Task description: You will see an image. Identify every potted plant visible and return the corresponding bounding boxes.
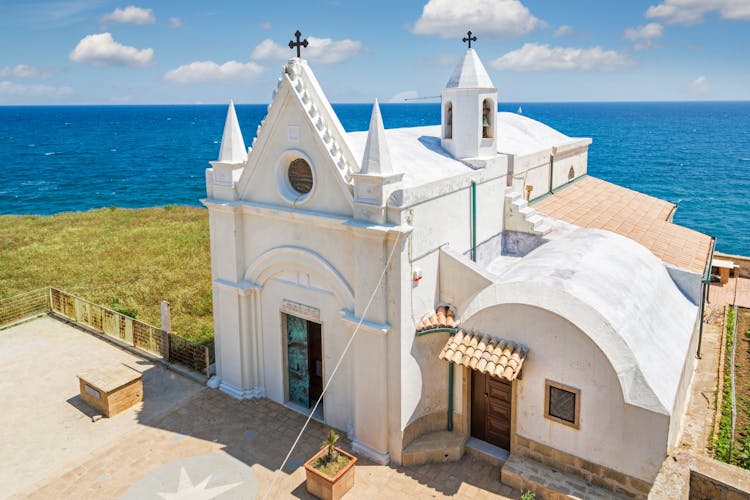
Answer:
[304,429,357,500]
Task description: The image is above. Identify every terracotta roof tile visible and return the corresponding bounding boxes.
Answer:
[416,306,459,333]
[534,176,712,274]
[439,330,528,382]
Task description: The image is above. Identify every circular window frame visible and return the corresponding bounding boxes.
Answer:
[276,149,317,205]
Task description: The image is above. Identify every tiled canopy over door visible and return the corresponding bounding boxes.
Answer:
[286,315,309,407]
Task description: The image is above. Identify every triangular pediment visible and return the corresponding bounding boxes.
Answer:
[237,59,358,216]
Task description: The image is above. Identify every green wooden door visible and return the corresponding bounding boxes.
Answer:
[286,315,309,407]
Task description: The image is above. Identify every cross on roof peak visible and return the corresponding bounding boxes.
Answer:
[289,30,309,58]
[462,30,477,49]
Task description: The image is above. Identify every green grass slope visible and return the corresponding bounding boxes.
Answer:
[0,206,213,345]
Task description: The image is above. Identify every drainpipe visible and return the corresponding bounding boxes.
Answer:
[548,154,554,194]
[470,181,477,262]
[448,362,454,431]
[697,236,716,358]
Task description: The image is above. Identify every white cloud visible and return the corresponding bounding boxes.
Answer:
[169,17,183,28]
[491,43,634,71]
[260,21,272,30]
[412,0,545,38]
[69,33,153,67]
[0,80,72,98]
[0,64,50,79]
[624,22,663,50]
[250,39,289,61]
[163,60,264,85]
[250,37,362,64]
[554,25,574,37]
[691,75,709,94]
[389,90,419,102]
[646,0,750,24]
[100,5,155,25]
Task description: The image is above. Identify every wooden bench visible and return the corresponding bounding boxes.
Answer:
[77,365,143,417]
[712,258,737,285]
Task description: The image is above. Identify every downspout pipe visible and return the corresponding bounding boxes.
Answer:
[448,362,454,431]
[697,236,716,358]
[471,181,477,262]
[548,154,554,194]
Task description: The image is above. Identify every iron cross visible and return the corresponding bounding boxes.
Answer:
[289,30,309,58]
[462,30,477,49]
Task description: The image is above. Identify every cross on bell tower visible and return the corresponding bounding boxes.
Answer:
[462,30,477,49]
[289,30,309,58]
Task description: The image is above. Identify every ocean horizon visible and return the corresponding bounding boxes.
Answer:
[1,101,748,255]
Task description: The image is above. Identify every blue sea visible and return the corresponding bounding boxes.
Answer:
[0,102,748,254]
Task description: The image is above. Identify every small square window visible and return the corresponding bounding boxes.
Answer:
[544,380,580,429]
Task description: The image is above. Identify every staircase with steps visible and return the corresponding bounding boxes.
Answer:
[503,188,551,236]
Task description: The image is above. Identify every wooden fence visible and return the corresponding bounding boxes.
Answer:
[0,288,50,325]
[0,287,209,377]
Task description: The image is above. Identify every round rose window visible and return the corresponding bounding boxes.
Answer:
[288,158,313,194]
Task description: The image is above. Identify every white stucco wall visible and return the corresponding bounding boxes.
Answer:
[667,314,701,449]
[551,145,589,190]
[406,175,506,262]
[465,304,670,482]
[397,171,507,432]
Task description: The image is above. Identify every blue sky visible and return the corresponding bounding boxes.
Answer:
[1,0,749,104]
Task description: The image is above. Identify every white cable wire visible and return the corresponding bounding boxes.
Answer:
[260,231,403,500]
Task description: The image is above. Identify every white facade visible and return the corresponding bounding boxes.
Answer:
[202,49,705,492]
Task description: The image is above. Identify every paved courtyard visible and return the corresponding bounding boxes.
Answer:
[0,316,202,499]
[3,316,518,499]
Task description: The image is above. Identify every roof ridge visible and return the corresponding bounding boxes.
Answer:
[285,60,356,183]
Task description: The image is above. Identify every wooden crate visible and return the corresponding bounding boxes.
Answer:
[77,365,143,417]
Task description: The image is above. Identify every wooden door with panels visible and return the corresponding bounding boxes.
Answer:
[471,370,512,450]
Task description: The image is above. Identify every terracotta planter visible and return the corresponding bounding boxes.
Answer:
[304,447,357,500]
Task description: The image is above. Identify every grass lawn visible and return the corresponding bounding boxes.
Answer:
[0,206,213,346]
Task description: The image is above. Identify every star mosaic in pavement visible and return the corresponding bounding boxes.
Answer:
[157,467,241,500]
[121,453,257,500]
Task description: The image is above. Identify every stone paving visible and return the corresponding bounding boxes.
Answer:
[0,316,202,499]
[24,392,519,499]
[12,278,742,499]
[710,277,750,309]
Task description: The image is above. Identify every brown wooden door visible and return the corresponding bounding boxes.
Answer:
[471,371,511,450]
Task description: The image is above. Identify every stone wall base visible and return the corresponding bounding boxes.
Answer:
[514,434,652,498]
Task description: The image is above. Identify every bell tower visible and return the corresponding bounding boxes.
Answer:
[441,32,497,160]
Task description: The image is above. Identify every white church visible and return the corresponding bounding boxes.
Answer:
[202,38,713,496]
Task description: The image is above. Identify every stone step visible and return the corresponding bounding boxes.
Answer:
[464,437,509,467]
[518,206,535,217]
[501,454,628,500]
[526,213,542,225]
[506,188,522,200]
[534,223,552,235]
[401,431,466,467]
